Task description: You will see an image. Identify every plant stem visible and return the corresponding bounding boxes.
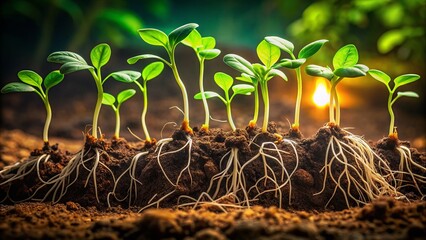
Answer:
[114,108,120,138]
[90,69,103,138]
[252,87,259,124]
[169,51,191,133]
[226,102,236,132]
[260,81,270,132]
[329,83,336,124]
[388,91,395,136]
[137,81,151,142]
[199,58,209,130]
[293,67,303,129]
[42,98,52,144]
[334,89,340,126]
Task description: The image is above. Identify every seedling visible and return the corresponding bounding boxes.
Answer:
[265,36,328,133]
[1,70,64,147]
[48,43,141,139]
[128,23,198,134]
[102,89,136,138]
[194,72,254,131]
[368,70,420,139]
[306,44,369,126]
[224,40,288,132]
[182,29,221,131]
[368,69,424,197]
[114,61,164,144]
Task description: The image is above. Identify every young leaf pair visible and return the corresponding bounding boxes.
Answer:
[265,37,328,132]
[306,44,369,126]
[128,23,199,134]
[368,70,420,139]
[48,43,141,139]
[195,72,254,132]
[1,70,64,146]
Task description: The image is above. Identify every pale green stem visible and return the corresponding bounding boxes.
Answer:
[137,80,151,142]
[114,107,120,138]
[329,83,336,124]
[89,69,103,138]
[294,67,303,127]
[334,89,340,125]
[42,97,52,144]
[388,91,395,136]
[260,81,270,132]
[199,58,209,128]
[169,50,190,126]
[226,102,236,132]
[252,87,259,124]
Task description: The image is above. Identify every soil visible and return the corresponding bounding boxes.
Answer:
[1,124,425,239]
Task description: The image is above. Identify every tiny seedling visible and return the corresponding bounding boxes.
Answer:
[102,89,136,139]
[265,36,328,132]
[128,23,198,134]
[114,61,165,145]
[224,40,288,132]
[194,72,254,131]
[48,43,141,139]
[182,29,221,131]
[1,70,64,146]
[368,69,420,139]
[306,44,369,126]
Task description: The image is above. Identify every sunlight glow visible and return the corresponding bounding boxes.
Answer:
[313,79,329,107]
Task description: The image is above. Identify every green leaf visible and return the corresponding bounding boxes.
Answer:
[47,51,87,65]
[168,23,199,48]
[252,63,267,78]
[90,43,111,69]
[396,91,419,98]
[127,54,169,65]
[214,72,233,92]
[44,70,64,90]
[181,29,202,49]
[17,70,42,87]
[368,69,391,86]
[117,89,136,104]
[1,82,36,93]
[143,62,164,81]
[138,28,168,47]
[377,29,405,54]
[264,36,294,55]
[202,37,216,49]
[223,54,255,76]
[256,40,280,69]
[274,58,306,69]
[268,69,288,81]
[232,84,255,95]
[199,49,221,60]
[110,70,141,83]
[306,65,334,80]
[298,39,328,59]
[353,64,369,73]
[394,74,420,89]
[194,91,222,100]
[333,44,359,69]
[334,66,366,78]
[236,73,255,84]
[102,93,116,106]
[60,62,94,74]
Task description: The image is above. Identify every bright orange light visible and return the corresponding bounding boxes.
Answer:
[313,78,329,107]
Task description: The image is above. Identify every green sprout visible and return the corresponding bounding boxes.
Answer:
[368,69,420,139]
[224,40,288,132]
[182,29,221,132]
[194,72,254,131]
[102,89,136,139]
[128,23,198,134]
[306,44,369,126]
[114,62,165,145]
[265,36,328,132]
[48,43,141,139]
[1,70,64,147]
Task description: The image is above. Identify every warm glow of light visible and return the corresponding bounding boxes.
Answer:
[313,79,329,107]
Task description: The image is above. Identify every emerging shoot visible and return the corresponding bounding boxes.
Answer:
[265,36,328,132]
[1,70,64,147]
[182,29,221,132]
[224,40,288,132]
[48,43,141,139]
[128,23,199,134]
[368,69,420,139]
[306,44,368,126]
[194,72,254,131]
[102,89,136,139]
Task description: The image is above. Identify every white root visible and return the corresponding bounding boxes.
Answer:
[316,134,401,208]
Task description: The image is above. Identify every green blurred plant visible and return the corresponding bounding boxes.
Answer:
[1,70,64,146]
